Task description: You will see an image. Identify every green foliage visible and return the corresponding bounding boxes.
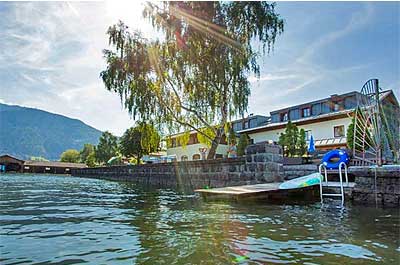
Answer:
[79,143,96,167]
[80,143,94,162]
[101,2,284,159]
[197,127,216,148]
[297,129,307,157]
[60,149,80,163]
[237,134,250,156]
[30,156,49,162]
[95,131,119,164]
[85,152,96,167]
[346,119,355,151]
[119,122,160,164]
[278,121,307,157]
[227,124,237,145]
[177,131,190,149]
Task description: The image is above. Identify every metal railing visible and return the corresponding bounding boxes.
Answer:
[319,162,348,206]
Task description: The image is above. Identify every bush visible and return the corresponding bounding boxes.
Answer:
[237,133,250,156]
[60,149,80,163]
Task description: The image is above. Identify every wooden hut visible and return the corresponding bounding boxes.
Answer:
[0,155,25,172]
[22,161,87,174]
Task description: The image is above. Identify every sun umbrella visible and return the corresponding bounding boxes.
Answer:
[308,135,315,153]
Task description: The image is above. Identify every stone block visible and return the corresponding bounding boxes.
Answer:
[248,163,257,172]
[266,162,279,172]
[245,145,257,155]
[265,145,282,154]
[254,154,264,162]
[383,194,399,205]
[240,172,254,181]
[256,144,266,154]
[228,165,237,172]
[246,155,252,163]
[262,172,276,183]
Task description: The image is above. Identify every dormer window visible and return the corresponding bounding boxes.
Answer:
[302,108,311,117]
[281,113,288,122]
[334,103,340,111]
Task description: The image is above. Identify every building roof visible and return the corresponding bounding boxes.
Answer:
[24,160,87,168]
[0,154,25,163]
[166,114,269,139]
[238,109,354,134]
[270,91,360,115]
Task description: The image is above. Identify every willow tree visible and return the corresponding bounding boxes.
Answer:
[101,2,284,159]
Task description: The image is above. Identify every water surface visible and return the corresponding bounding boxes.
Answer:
[1,174,399,264]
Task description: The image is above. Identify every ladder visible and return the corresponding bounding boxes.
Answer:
[319,162,348,206]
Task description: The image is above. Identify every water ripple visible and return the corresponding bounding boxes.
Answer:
[1,174,399,264]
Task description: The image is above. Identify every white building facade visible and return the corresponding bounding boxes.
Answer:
[239,90,399,151]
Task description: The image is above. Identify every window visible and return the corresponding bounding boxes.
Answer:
[181,155,188,161]
[305,130,312,141]
[302,108,311,117]
[334,125,345,137]
[312,103,321,115]
[192,154,201,160]
[188,134,199,145]
[321,102,330,114]
[281,113,288,122]
[171,138,177,148]
[271,114,280,123]
[290,109,300,120]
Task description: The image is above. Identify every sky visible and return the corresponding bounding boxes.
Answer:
[0,1,399,136]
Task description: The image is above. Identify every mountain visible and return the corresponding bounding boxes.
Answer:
[0,103,102,160]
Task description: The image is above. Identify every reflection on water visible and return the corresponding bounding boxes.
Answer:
[0,174,399,264]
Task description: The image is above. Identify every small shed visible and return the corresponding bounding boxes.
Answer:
[0,155,25,172]
[23,161,87,174]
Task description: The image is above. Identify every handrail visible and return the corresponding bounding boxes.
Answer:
[319,163,346,206]
[318,164,328,183]
[318,164,327,203]
[338,162,345,205]
[339,162,348,185]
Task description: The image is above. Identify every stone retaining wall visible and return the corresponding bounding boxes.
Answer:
[350,166,400,206]
[72,142,284,191]
[283,164,318,180]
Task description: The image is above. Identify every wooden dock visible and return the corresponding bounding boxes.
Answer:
[195,182,319,201]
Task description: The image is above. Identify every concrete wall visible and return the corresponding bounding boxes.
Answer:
[249,117,352,144]
[166,143,229,161]
[72,142,284,191]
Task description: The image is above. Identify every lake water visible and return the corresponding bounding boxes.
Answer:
[1,174,399,264]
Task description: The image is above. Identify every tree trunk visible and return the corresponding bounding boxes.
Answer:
[207,89,228,159]
[207,128,223,159]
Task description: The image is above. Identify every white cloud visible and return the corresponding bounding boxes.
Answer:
[0,1,152,136]
[248,73,298,83]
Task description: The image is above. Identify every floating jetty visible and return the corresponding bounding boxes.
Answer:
[195,182,320,201]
